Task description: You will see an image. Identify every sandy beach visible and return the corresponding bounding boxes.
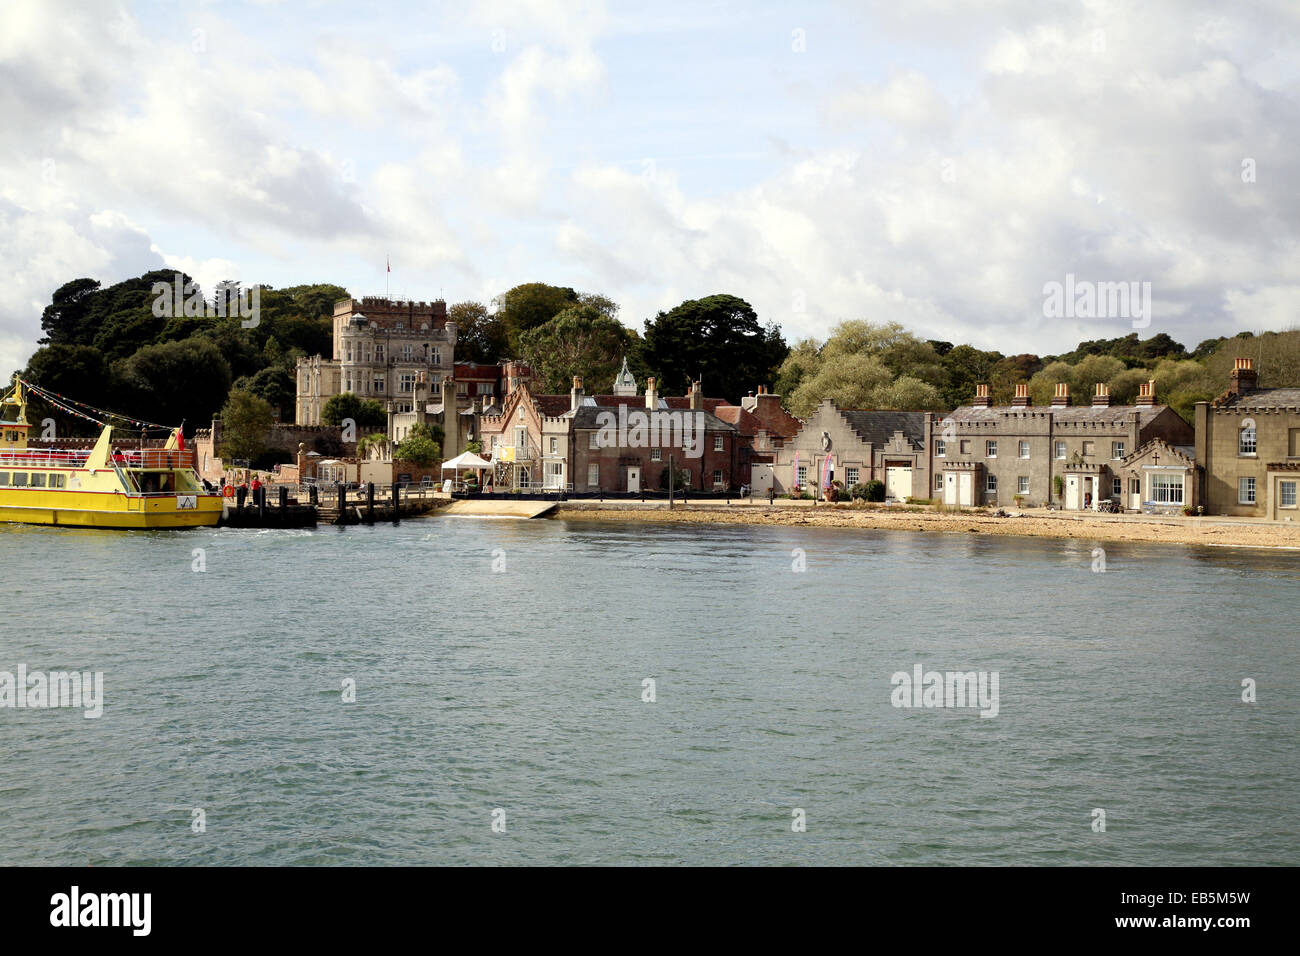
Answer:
[552,501,1300,550]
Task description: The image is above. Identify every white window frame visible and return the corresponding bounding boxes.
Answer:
[986,473,997,493]
[986,440,997,458]
[1280,480,1297,509]
[713,435,724,452]
[1239,476,1256,504]
[1017,476,1029,494]
[1239,424,1257,456]
[1152,473,1185,505]
[587,463,599,487]
[1018,441,1029,459]
[935,439,946,457]
[1054,441,1066,460]
[1112,441,1125,460]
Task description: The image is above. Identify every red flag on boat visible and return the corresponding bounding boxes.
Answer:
[177,429,185,451]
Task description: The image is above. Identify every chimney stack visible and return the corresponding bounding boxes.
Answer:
[645,377,658,410]
[1136,380,1155,406]
[570,376,584,412]
[1092,382,1111,406]
[1230,357,1257,394]
[1051,382,1069,406]
[689,380,703,411]
[1012,383,1030,407]
[973,383,991,407]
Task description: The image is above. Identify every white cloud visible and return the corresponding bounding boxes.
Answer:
[0,0,1297,388]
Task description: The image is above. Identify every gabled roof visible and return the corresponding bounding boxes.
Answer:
[713,405,763,435]
[744,402,801,439]
[1120,436,1197,466]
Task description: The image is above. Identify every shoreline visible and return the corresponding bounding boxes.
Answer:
[550,502,1300,550]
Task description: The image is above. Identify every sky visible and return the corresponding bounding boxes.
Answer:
[1,0,1298,379]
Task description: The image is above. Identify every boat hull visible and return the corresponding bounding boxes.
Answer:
[0,489,223,529]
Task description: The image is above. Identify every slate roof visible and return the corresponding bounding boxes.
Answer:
[944,404,1165,427]
[569,402,737,432]
[1213,388,1300,409]
[839,410,927,448]
[532,395,573,417]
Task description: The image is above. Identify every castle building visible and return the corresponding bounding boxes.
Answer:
[295,297,457,425]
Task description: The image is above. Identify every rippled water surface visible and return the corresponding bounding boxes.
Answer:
[1,517,1297,865]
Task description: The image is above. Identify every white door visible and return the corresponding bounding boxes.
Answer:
[751,464,773,495]
[958,472,973,506]
[1065,475,1080,510]
[944,472,958,505]
[1129,477,1141,511]
[627,466,640,493]
[885,466,911,501]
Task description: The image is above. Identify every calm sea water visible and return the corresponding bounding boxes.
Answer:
[0,516,1296,866]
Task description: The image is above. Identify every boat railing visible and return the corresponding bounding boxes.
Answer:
[117,449,192,469]
[0,448,93,467]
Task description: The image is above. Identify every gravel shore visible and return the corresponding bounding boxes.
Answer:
[553,502,1300,549]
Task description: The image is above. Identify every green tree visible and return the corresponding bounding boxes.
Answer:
[517,305,639,393]
[869,375,944,410]
[393,434,440,466]
[219,389,274,463]
[321,392,387,429]
[788,353,893,415]
[38,278,103,345]
[493,283,580,352]
[940,344,1003,409]
[408,421,444,445]
[232,366,295,420]
[773,337,820,397]
[640,294,787,401]
[21,344,114,437]
[449,300,510,364]
[357,433,391,459]
[115,336,232,427]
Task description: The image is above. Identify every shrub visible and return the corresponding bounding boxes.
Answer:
[863,479,886,502]
[660,465,690,490]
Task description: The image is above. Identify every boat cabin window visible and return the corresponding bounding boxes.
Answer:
[0,472,9,485]
[29,473,46,487]
[50,473,66,488]
[11,473,27,486]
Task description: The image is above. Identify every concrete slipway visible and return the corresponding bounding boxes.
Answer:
[437,499,557,518]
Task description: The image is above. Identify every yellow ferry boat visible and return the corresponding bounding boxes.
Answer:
[0,376,222,529]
